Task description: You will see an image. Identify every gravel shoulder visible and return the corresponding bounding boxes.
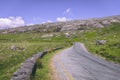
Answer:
[50,42,120,80]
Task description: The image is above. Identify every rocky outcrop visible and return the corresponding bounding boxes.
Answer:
[96,40,106,45]
[10,52,44,80]
[0,15,120,34]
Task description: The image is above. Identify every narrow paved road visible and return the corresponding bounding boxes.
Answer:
[51,42,120,80]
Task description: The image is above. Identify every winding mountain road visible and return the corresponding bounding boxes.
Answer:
[51,42,120,80]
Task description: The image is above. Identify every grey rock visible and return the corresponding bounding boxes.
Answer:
[10,45,25,51]
[10,45,17,51]
[96,40,106,45]
[102,20,111,26]
[1,15,120,34]
[64,33,71,38]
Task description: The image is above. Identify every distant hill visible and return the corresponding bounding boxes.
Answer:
[0,15,120,34]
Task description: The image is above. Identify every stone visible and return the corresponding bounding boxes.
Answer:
[96,40,106,45]
[10,45,17,51]
[65,33,71,38]
[10,45,25,51]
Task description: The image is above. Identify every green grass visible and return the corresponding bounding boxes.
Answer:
[0,32,68,80]
[82,23,120,63]
[33,49,63,80]
[0,42,67,80]
[0,22,120,80]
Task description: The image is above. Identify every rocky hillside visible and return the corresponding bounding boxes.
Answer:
[0,15,120,34]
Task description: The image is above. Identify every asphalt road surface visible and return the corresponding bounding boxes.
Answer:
[52,42,120,80]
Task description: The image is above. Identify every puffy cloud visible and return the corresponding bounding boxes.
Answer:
[56,17,68,22]
[41,20,52,24]
[0,16,25,29]
[56,17,71,22]
[42,22,46,24]
[47,20,52,23]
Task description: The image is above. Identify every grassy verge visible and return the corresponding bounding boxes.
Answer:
[33,49,63,80]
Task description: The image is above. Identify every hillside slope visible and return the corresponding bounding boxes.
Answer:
[0,15,120,34]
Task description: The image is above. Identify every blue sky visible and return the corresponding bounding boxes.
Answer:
[0,0,120,29]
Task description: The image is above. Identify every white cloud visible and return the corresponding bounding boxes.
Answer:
[42,22,46,24]
[47,20,52,23]
[57,17,67,22]
[66,8,71,13]
[64,8,71,15]
[26,23,34,26]
[0,16,25,29]
[41,20,52,24]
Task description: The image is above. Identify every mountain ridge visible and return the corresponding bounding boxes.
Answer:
[0,15,120,34]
